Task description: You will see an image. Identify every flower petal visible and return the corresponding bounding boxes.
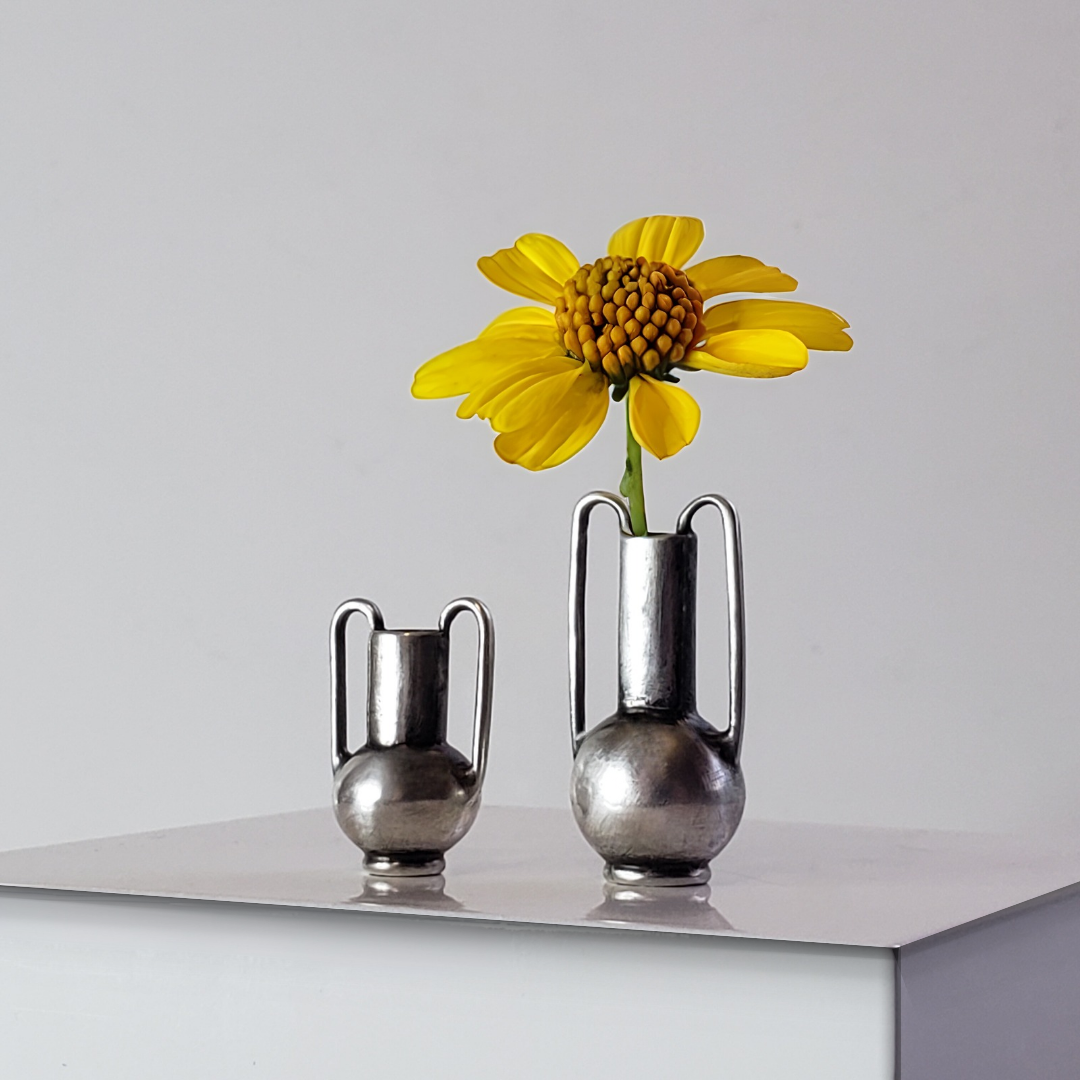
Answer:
[455,353,574,420]
[607,218,647,260]
[684,256,798,300]
[628,375,701,459]
[702,299,852,351]
[494,368,610,470]
[477,233,578,304]
[607,216,705,268]
[514,234,579,286]
[488,361,587,432]
[413,333,561,399]
[479,306,561,340]
[683,329,808,378]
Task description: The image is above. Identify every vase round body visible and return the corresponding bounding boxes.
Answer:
[569,494,746,886]
[329,598,494,877]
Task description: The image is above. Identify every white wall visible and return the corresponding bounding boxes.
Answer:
[2,0,1078,850]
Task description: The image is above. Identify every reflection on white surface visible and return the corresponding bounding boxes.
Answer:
[1,805,1079,947]
[350,873,465,912]
[588,883,735,933]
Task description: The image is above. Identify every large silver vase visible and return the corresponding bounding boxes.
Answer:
[330,597,494,877]
[569,492,746,886]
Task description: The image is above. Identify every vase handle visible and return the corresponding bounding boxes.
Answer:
[677,495,746,765]
[439,597,496,786]
[569,491,633,756]
[329,598,384,773]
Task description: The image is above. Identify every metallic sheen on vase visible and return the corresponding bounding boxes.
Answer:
[330,596,494,877]
[569,492,746,886]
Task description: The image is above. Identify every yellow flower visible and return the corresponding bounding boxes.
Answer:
[412,215,851,471]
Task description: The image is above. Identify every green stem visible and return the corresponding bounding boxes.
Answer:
[619,399,648,536]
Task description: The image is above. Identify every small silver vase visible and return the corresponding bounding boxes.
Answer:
[569,492,746,886]
[329,597,494,877]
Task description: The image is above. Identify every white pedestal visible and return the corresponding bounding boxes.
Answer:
[1,807,1077,1078]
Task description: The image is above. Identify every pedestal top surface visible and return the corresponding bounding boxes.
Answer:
[1,807,1078,948]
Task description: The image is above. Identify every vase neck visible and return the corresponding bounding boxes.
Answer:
[618,532,697,714]
[367,630,448,748]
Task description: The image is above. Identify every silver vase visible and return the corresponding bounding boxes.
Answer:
[569,492,746,886]
[329,597,494,877]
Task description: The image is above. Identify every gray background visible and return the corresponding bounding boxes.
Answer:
[2,0,1078,850]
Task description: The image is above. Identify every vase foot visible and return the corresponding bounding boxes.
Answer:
[604,861,711,888]
[364,851,445,878]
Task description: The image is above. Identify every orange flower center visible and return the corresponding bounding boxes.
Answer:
[555,256,705,383]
